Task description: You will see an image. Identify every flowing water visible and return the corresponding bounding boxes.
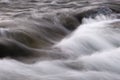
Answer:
[0,0,120,80]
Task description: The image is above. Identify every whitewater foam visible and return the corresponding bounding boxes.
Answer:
[54,15,120,58]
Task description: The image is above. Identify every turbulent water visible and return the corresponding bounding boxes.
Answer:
[0,0,120,80]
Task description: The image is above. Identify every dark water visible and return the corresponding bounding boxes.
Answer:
[0,0,120,80]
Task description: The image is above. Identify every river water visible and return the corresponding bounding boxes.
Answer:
[0,0,120,80]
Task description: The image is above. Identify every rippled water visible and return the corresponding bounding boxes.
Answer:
[0,0,120,80]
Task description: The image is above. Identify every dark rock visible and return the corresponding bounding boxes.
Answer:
[74,6,113,22]
[57,13,80,31]
[0,38,32,58]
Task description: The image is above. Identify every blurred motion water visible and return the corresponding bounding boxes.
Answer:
[0,0,120,80]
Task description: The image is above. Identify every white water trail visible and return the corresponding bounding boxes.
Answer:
[0,28,9,37]
[54,14,120,57]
